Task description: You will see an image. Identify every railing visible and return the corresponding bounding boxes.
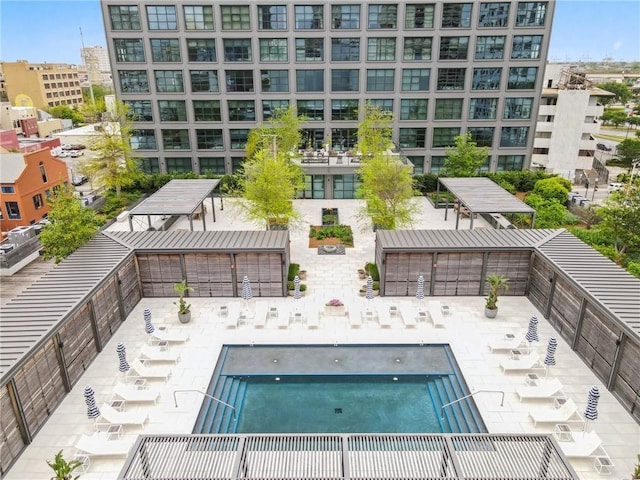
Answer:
[441,389,505,419]
[173,389,236,420]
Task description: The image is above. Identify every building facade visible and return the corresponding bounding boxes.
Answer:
[80,45,115,88]
[101,0,554,196]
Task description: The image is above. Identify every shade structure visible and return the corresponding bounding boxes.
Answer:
[144,308,155,334]
[83,386,100,420]
[525,316,539,352]
[416,275,425,301]
[116,343,130,374]
[241,276,253,301]
[293,275,301,300]
[544,337,557,377]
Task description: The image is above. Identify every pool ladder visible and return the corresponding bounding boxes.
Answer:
[440,389,504,420]
[173,389,237,421]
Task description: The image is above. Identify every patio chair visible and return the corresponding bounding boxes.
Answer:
[515,378,564,401]
[500,352,543,372]
[307,311,319,329]
[129,358,172,381]
[529,398,581,426]
[377,310,392,328]
[140,344,180,364]
[98,403,148,428]
[558,431,605,458]
[488,333,526,352]
[399,307,417,328]
[427,300,446,328]
[113,382,160,404]
[75,433,132,457]
[149,328,189,344]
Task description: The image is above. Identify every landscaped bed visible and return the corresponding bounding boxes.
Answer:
[308,224,354,248]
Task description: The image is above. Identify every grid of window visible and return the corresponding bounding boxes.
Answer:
[296,70,324,92]
[401,68,430,91]
[475,36,505,60]
[467,127,494,147]
[504,97,533,119]
[478,2,510,27]
[124,100,153,121]
[225,70,254,92]
[190,70,219,92]
[199,157,226,174]
[228,100,256,121]
[430,155,446,173]
[263,99,290,120]
[258,5,287,30]
[109,6,141,30]
[437,68,466,90]
[187,39,216,62]
[398,128,426,148]
[230,130,250,149]
[184,5,214,30]
[193,100,222,121]
[468,98,498,119]
[221,5,250,30]
[154,70,184,92]
[507,67,537,89]
[140,158,160,173]
[33,194,44,209]
[331,128,358,149]
[261,70,289,92]
[146,6,177,30]
[404,37,432,61]
[223,39,252,62]
[442,3,472,28]
[439,37,469,60]
[5,202,20,219]
[166,157,193,172]
[497,155,524,171]
[407,155,425,174]
[400,99,428,120]
[259,39,288,62]
[158,100,187,121]
[367,38,396,61]
[516,2,547,26]
[162,129,190,149]
[472,67,501,90]
[331,69,359,92]
[115,39,145,62]
[231,156,245,170]
[500,126,529,147]
[297,100,324,120]
[405,4,434,28]
[368,5,397,28]
[332,100,359,120]
[331,5,360,29]
[511,35,542,59]
[295,5,324,29]
[435,98,463,120]
[367,69,395,91]
[131,129,157,149]
[196,129,224,149]
[119,70,149,92]
[296,38,324,61]
[150,39,181,62]
[331,38,360,61]
[433,127,460,147]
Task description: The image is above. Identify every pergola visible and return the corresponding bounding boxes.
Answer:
[127,179,221,231]
[437,177,536,230]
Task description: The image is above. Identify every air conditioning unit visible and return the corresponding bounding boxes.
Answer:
[8,226,35,246]
[0,244,15,254]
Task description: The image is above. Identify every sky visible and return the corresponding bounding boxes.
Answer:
[0,0,639,64]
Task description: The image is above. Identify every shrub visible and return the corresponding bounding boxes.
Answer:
[625,261,640,279]
[287,281,307,291]
[532,177,570,204]
[496,179,516,194]
[288,263,300,281]
[413,173,439,194]
[365,262,380,281]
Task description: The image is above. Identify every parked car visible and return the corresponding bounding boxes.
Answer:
[72,175,88,186]
[69,150,84,157]
[608,182,623,192]
[70,144,86,150]
[596,143,612,152]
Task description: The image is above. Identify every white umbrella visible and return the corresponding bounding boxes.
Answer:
[416,275,425,307]
[143,308,155,334]
[543,337,557,377]
[365,275,374,309]
[525,316,539,353]
[584,386,600,433]
[293,275,301,311]
[241,275,253,312]
[116,343,130,380]
[83,385,100,426]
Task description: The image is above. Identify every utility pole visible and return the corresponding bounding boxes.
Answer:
[79,26,96,107]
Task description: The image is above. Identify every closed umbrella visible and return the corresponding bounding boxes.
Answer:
[544,337,557,377]
[416,275,425,307]
[584,386,600,432]
[365,275,374,309]
[525,316,539,353]
[241,275,253,312]
[143,308,155,334]
[116,343,130,379]
[293,275,301,312]
[83,385,100,423]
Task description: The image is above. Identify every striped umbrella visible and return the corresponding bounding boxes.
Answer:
[241,276,253,301]
[293,275,301,300]
[584,386,600,433]
[525,316,539,352]
[143,308,155,334]
[83,385,100,421]
[116,343,130,375]
[416,275,425,303]
[544,337,557,377]
[365,275,374,309]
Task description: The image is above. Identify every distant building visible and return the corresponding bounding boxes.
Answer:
[0,103,65,138]
[80,45,114,88]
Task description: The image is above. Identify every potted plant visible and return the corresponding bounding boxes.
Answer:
[47,450,83,480]
[484,274,509,318]
[288,282,307,296]
[358,268,366,280]
[173,280,193,323]
[324,298,345,316]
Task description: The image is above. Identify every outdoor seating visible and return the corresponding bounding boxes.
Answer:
[378,310,392,328]
[290,311,305,324]
[129,358,172,381]
[489,333,526,352]
[307,311,319,328]
[349,311,362,328]
[500,352,543,372]
[149,328,189,344]
[140,344,180,364]
[515,377,564,401]
[277,313,289,328]
[558,431,606,458]
[529,398,581,426]
[75,432,132,458]
[399,306,417,328]
[427,300,446,327]
[112,382,160,404]
[98,403,148,428]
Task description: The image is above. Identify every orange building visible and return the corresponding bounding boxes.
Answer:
[0,149,69,231]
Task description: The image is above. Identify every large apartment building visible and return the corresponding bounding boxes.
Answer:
[101,1,554,194]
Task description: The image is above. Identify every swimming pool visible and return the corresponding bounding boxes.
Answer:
[194,344,485,435]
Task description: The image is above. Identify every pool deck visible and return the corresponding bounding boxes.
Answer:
[4,198,639,480]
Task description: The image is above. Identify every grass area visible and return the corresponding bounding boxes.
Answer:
[593,133,624,142]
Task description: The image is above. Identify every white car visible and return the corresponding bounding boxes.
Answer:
[69,150,84,157]
[608,182,623,192]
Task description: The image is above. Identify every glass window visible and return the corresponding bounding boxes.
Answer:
[331,128,358,149]
[186,39,216,62]
[400,98,428,120]
[196,130,224,149]
[150,38,181,62]
[333,174,360,199]
[162,129,190,149]
[262,99,290,120]
[405,4,434,28]
[114,39,145,62]
[478,2,510,27]
[146,5,177,30]
[259,39,288,62]
[407,155,425,174]
[221,5,250,30]
[5,201,21,219]
[435,98,463,120]
[295,5,324,29]
[193,100,222,121]
[139,158,160,173]
[442,3,472,28]
[230,129,250,149]
[401,68,430,91]
[403,37,431,61]
[366,69,394,91]
[432,127,460,148]
[504,97,534,119]
[227,100,256,121]
[119,70,149,93]
[331,69,359,92]
[475,36,505,59]
[231,157,245,172]
[507,66,537,89]
[500,126,529,147]
[124,100,153,121]
[516,2,547,26]
[467,127,494,147]
[511,35,542,59]
[109,5,141,30]
[130,129,157,149]
[399,128,426,148]
[158,100,187,121]
[296,70,324,92]
[166,157,193,173]
[297,99,324,120]
[296,38,324,61]
[367,99,393,114]
[437,68,466,90]
[33,193,44,209]
[368,4,397,29]
[199,157,226,174]
[154,70,184,92]
[430,155,446,173]
[258,5,287,30]
[367,38,396,61]
[331,5,360,29]
[190,70,219,92]
[183,5,214,30]
[497,155,524,171]
[223,39,252,62]
[331,38,360,61]
[468,98,498,119]
[332,100,359,120]
[439,36,469,60]
[472,67,501,90]
[225,70,254,92]
[261,70,289,92]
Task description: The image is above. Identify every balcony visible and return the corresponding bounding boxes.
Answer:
[291,148,413,172]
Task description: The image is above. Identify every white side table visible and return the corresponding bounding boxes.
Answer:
[526,373,539,386]
[109,399,125,412]
[72,453,90,473]
[554,396,567,409]
[594,456,614,475]
[510,349,522,360]
[554,423,572,442]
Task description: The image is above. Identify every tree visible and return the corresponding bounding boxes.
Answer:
[601,108,629,127]
[597,82,632,105]
[615,138,640,168]
[594,184,640,255]
[245,105,305,160]
[443,132,489,177]
[532,177,571,203]
[79,97,106,123]
[48,105,84,126]
[40,186,101,263]
[356,104,394,158]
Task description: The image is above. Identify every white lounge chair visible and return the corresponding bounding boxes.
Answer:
[378,310,392,328]
[140,344,180,364]
[99,403,148,428]
[558,431,605,458]
[399,307,417,328]
[515,378,564,401]
[129,358,172,380]
[529,398,581,426]
[427,300,446,327]
[75,433,132,457]
[500,352,543,372]
[307,311,319,329]
[349,311,362,328]
[149,328,189,344]
[489,333,526,352]
[113,382,160,404]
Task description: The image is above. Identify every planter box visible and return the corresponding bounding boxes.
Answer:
[324,305,346,316]
[321,208,339,226]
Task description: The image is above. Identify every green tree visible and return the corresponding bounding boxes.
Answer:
[356,104,394,158]
[245,105,305,160]
[601,108,629,127]
[594,184,640,255]
[615,138,640,168]
[48,105,84,126]
[524,193,569,228]
[79,97,106,124]
[40,187,101,263]
[597,82,633,105]
[532,177,571,203]
[443,133,489,177]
